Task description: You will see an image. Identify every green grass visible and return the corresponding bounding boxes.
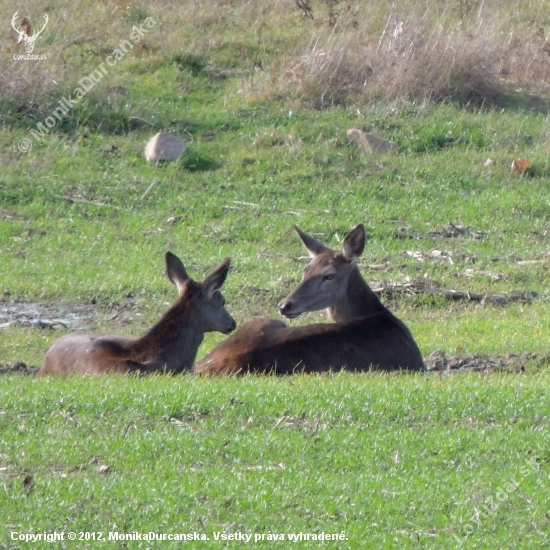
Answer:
[2,101,550,364]
[2,0,550,545]
[1,373,549,549]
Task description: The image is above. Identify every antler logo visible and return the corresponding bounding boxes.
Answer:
[12,11,49,54]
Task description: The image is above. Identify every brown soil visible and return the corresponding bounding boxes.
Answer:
[0,362,40,376]
[0,301,98,330]
[423,350,550,374]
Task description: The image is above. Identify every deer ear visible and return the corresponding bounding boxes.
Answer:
[165,252,189,291]
[203,257,231,299]
[342,224,365,262]
[294,225,331,257]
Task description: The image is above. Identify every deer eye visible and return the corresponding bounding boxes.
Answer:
[323,274,335,281]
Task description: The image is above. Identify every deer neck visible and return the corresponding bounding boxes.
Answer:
[132,288,205,372]
[328,266,385,322]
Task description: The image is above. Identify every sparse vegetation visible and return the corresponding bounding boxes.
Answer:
[270,2,550,107]
[1,0,550,547]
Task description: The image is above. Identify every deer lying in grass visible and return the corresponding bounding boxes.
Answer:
[194,224,424,375]
[37,253,236,377]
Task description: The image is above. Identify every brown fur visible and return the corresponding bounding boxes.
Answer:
[38,253,236,377]
[194,225,424,375]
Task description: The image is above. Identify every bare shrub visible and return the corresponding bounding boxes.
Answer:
[4,0,550,113]
[371,19,508,105]
[265,5,550,108]
[281,39,373,108]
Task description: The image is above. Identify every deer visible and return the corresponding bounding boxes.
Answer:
[12,12,49,54]
[37,252,236,377]
[194,224,424,375]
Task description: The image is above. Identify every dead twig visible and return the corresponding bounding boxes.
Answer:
[139,180,158,201]
[57,195,118,209]
[295,0,314,20]
[372,281,538,304]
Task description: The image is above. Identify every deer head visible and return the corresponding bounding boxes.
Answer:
[12,12,49,54]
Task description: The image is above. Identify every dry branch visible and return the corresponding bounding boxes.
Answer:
[57,195,118,209]
[395,223,486,240]
[372,280,537,305]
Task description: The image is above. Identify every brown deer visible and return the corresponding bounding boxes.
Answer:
[37,252,236,377]
[194,224,424,375]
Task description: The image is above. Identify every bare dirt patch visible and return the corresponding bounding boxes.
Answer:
[0,301,98,331]
[424,350,550,374]
[0,296,142,332]
[0,361,39,376]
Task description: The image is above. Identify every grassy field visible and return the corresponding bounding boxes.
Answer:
[2,373,549,548]
[1,0,550,546]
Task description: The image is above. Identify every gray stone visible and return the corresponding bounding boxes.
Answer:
[144,132,186,163]
[347,129,397,154]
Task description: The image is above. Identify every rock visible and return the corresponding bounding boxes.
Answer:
[347,129,397,154]
[144,132,186,163]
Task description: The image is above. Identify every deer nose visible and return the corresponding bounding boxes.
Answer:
[226,318,237,333]
[278,299,293,315]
